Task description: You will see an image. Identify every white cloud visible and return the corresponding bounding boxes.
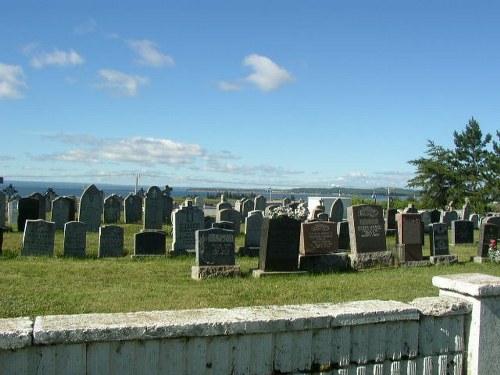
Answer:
[0,63,28,99]
[128,39,175,68]
[74,18,96,34]
[30,49,84,69]
[96,69,149,97]
[41,136,205,166]
[243,54,294,91]
[218,81,242,91]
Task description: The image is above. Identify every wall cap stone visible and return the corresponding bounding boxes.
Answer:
[433,273,500,297]
[410,296,472,317]
[0,317,33,349]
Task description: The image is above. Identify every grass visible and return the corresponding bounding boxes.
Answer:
[1,225,499,318]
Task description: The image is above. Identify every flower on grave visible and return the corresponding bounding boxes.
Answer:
[488,240,500,263]
[267,204,309,221]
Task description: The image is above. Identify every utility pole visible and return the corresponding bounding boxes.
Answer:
[134,173,141,194]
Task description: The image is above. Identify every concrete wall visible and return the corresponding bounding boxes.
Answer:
[1,273,499,375]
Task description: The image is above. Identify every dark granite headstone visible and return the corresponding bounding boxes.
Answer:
[259,216,301,271]
[254,195,267,211]
[396,213,423,261]
[17,197,39,232]
[51,196,76,230]
[28,192,46,219]
[429,223,449,256]
[477,223,499,258]
[212,221,234,230]
[79,184,103,232]
[103,194,121,224]
[300,221,338,255]
[134,230,166,256]
[0,227,3,255]
[451,220,474,245]
[485,216,500,227]
[195,228,235,266]
[21,219,55,256]
[347,205,386,254]
[98,225,124,257]
[63,221,86,258]
[124,194,142,224]
[385,208,397,232]
[337,221,350,250]
[162,186,174,225]
[329,198,344,223]
[0,191,6,228]
[204,216,216,229]
[143,186,163,230]
[430,209,441,224]
[171,201,204,253]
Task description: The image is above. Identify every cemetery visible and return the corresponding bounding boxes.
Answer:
[0,184,500,374]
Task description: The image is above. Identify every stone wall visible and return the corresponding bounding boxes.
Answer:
[1,273,499,375]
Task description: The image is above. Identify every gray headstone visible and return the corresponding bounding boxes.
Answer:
[347,205,386,254]
[79,184,103,232]
[0,191,5,227]
[171,201,204,252]
[28,192,46,219]
[103,194,121,224]
[21,219,55,256]
[429,223,449,256]
[8,199,19,226]
[218,208,241,235]
[329,198,344,223]
[98,225,124,257]
[485,216,500,227]
[195,228,235,266]
[470,214,479,229]
[143,186,163,230]
[299,221,338,255]
[134,230,166,256]
[244,210,264,248]
[162,186,174,224]
[396,213,423,261]
[52,196,76,230]
[441,210,458,228]
[240,199,255,222]
[462,203,471,220]
[212,221,234,230]
[451,220,474,245]
[216,196,232,213]
[124,194,142,224]
[63,221,86,258]
[254,195,267,211]
[420,211,431,233]
[17,197,39,232]
[477,223,499,258]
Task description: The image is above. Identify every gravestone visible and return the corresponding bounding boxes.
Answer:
[21,219,55,256]
[8,199,19,226]
[63,221,86,258]
[216,195,232,213]
[240,210,264,256]
[240,199,254,222]
[347,205,391,268]
[192,228,240,279]
[28,192,46,219]
[385,208,397,234]
[0,191,5,227]
[420,211,431,233]
[254,195,267,211]
[124,194,142,224]
[430,209,441,224]
[396,213,423,261]
[134,230,166,256]
[451,220,474,245]
[212,221,234,230]
[218,208,241,235]
[51,196,76,230]
[234,199,243,214]
[98,225,124,257]
[429,223,449,256]
[162,185,174,224]
[204,216,215,229]
[44,189,57,213]
[17,197,39,232]
[171,201,204,254]
[337,221,350,250]
[299,221,338,255]
[403,204,418,214]
[329,198,344,223]
[485,216,500,227]
[476,223,499,259]
[462,201,471,220]
[78,184,103,232]
[257,216,302,272]
[194,196,204,208]
[310,199,325,219]
[441,210,458,228]
[470,214,479,229]
[143,186,163,230]
[0,227,3,254]
[317,213,329,221]
[103,194,121,224]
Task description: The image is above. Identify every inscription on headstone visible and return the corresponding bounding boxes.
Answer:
[103,194,121,224]
[429,223,449,256]
[196,228,235,266]
[21,219,55,256]
[98,225,124,257]
[396,213,423,261]
[300,221,338,255]
[347,205,386,254]
[63,221,86,258]
[171,201,204,253]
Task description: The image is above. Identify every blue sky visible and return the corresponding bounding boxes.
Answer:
[1,1,499,189]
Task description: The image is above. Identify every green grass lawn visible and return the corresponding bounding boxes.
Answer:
[1,225,499,318]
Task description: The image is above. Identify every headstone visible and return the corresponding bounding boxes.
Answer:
[0,227,3,254]
[8,199,19,226]
[124,194,142,224]
[216,195,232,212]
[63,221,86,258]
[212,221,234,230]
[462,201,471,220]
[0,191,5,227]
[171,201,204,254]
[470,214,479,229]
[317,213,329,221]
[430,209,441,224]
[485,216,500,227]
[403,204,418,214]
[218,208,241,235]
[310,199,325,219]
[420,211,432,233]
[329,198,344,223]
[396,213,423,261]
[240,199,254,222]
[103,194,121,224]
[244,210,264,248]
[204,216,215,229]
[299,221,338,255]
[78,184,103,232]
[234,199,243,213]
[134,230,166,256]
[98,225,124,257]
[477,223,499,258]
[451,220,474,245]
[337,221,350,250]
[385,208,397,234]
[194,196,204,208]
[143,186,163,230]
[51,196,76,230]
[429,223,449,256]
[162,185,174,224]
[254,195,267,211]
[258,216,301,272]
[21,219,55,256]
[17,197,39,232]
[441,210,458,228]
[28,192,46,219]
[44,189,57,213]
[195,228,235,266]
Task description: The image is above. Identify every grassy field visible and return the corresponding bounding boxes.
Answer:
[1,224,499,318]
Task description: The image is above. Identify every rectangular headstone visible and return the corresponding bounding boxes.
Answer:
[63,221,87,258]
[195,228,235,266]
[21,219,55,256]
[98,225,124,257]
[17,197,39,232]
[134,230,166,256]
[244,211,264,248]
[429,223,449,256]
[8,199,19,226]
[451,220,474,245]
[103,194,121,224]
[347,205,386,254]
[171,201,205,253]
[124,194,142,224]
[337,221,350,250]
[396,213,423,261]
[0,191,6,227]
[143,186,163,230]
[52,196,76,230]
[259,216,301,272]
[299,221,338,255]
[477,223,499,258]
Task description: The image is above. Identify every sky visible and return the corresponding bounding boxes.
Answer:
[1,1,499,190]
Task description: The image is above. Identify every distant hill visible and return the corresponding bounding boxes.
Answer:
[288,187,417,197]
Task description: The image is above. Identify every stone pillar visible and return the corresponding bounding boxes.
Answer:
[433,273,500,375]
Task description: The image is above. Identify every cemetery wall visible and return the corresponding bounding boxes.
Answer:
[0,273,499,375]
